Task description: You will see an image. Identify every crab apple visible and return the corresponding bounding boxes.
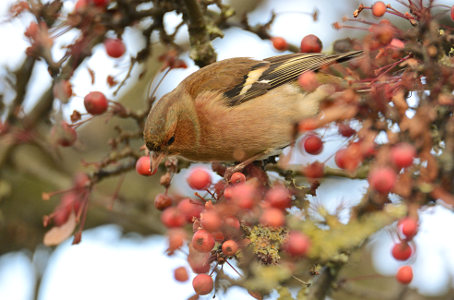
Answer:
[167,229,186,252]
[192,229,215,252]
[24,22,38,38]
[300,34,322,53]
[154,193,172,211]
[200,210,222,232]
[230,172,246,184]
[298,71,319,92]
[396,265,413,284]
[231,183,257,210]
[302,134,323,155]
[284,231,310,257]
[335,149,347,169]
[104,38,125,58]
[74,0,88,11]
[222,240,239,256]
[177,198,203,223]
[372,1,387,17]
[398,217,418,239]
[51,121,77,147]
[91,0,109,7]
[84,91,108,115]
[391,242,412,261]
[271,37,288,51]
[161,207,185,228]
[390,38,405,49]
[223,216,241,238]
[368,167,396,194]
[304,161,324,179]
[265,186,291,210]
[298,118,319,132]
[338,123,356,137]
[135,156,157,176]
[187,168,211,190]
[260,208,285,227]
[391,143,416,168]
[192,274,213,295]
[174,266,189,282]
[188,248,211,273]
[451,5,454,21]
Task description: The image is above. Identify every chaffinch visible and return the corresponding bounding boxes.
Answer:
[143,51,362,173]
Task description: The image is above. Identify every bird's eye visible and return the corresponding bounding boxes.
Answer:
[167,136,175,146]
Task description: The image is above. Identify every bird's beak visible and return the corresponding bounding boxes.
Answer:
[150,152,165,175]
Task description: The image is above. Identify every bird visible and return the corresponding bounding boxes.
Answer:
[143,50,362,175]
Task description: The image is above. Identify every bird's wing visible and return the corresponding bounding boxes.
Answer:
[181,57,267,100]
[224,50,362,106]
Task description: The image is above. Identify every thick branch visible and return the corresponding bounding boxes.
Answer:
[7,56,36,124]
[183,0,217,66]
[307,264,344,300]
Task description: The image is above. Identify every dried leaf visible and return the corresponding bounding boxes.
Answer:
[43,212,76,246]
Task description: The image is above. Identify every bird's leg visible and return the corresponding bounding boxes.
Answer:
[224,150,274,181]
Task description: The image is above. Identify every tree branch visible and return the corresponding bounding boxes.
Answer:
[182,0,217,66]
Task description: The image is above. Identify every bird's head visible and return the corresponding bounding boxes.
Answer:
[143,90,199,173]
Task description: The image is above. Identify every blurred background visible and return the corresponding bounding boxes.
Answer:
[1,0,454,299]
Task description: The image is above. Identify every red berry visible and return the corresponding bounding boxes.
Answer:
[222,240,239,256]
[104,38,125,58]
[91,0,109,7]
[192,274,213,295]
[224,216,240,230]
[177,198,203,223]
[338,123,356,137]
[161,207,186,228]
[52,121,77,147]
[298,71,319,92]
[265,186,291,210]
[200,210,222,232]
[302,134,323,155]
[231,183,257,210]
[260,208,285,227]
[154,193,172,211]
[24,22,38,38]
[335,148,347,169]
[396,265,413,284]
[230,172,246,184]
[390,143,416,168]
[398,217,418,239]
[298,118,319,132]
[174,266,189,282]
[84,91,108,115]
[283,231,310,257]
[372,1,387,17]
[167,229,186,252]
[135,156,156,176]
[390,38,405,49]
[368,167,396,194]
[271,37,288,51]
[74,0,88,11]
[192,229,215,252]
[391,242,412,261]
[304,161,324,179]
[223,216,241,238]
[451,6,454,21]
[300,34,322,53]
[187,168,211,190]
[188,249,211,273]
